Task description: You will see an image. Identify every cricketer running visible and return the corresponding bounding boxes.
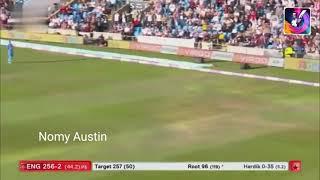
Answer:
[7,40,14,64]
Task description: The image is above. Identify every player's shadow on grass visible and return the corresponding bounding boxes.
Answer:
[15,58,90,64]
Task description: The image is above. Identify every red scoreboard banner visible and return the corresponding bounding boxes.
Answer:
[19,160,92,172]
[19,160,301,172]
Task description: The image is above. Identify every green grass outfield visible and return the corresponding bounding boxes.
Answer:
[0,45,319,180]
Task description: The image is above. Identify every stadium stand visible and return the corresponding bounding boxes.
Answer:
[136,0,319,53]
[48,0,127,32]
[46,0,319,54]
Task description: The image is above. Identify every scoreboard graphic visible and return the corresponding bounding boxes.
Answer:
[19,160,302,172]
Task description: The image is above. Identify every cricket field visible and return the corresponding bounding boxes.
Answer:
[0,44,319,180]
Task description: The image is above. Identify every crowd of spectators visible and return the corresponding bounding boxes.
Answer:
[48,0,125,32]
[0,0,14,29]
[123,0,319,54]
[2,0,320,54]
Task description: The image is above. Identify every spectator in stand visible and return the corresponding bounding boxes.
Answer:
[0,0,13,29]
[97,34,106,46]
[0,7,9,25]
[293,39,306,58]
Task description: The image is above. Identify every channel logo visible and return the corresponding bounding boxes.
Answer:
[284,8,311,35]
